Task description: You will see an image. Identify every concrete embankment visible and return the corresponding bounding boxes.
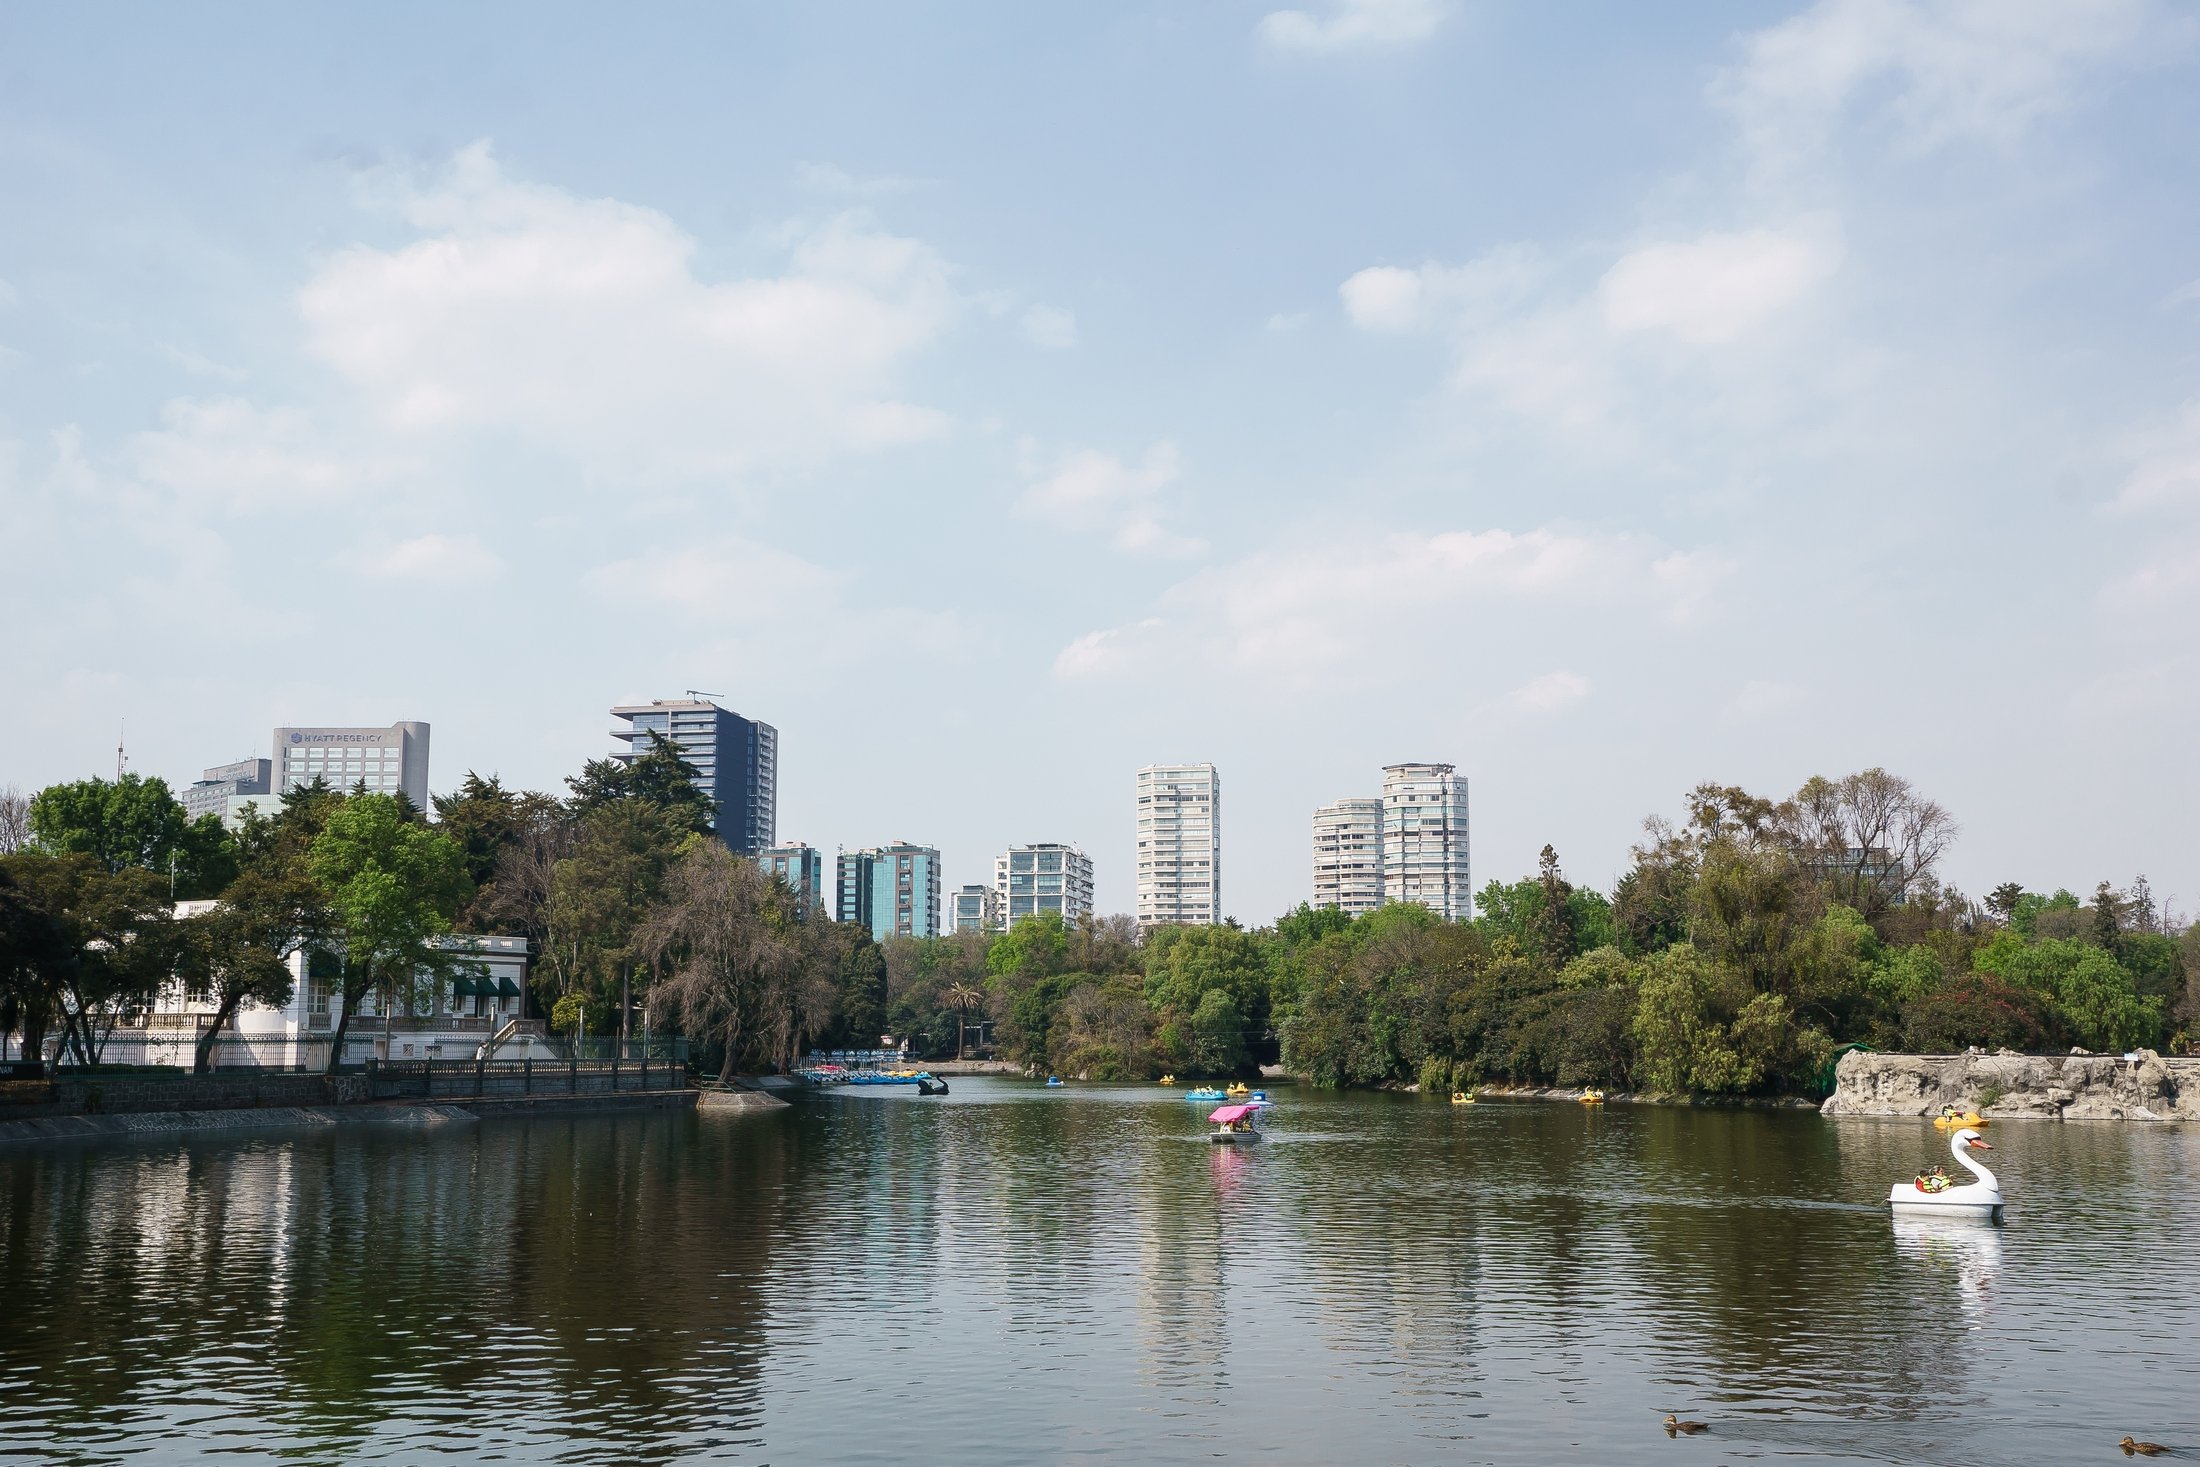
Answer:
[0,1068,702,1146]
[1823,1048,2200,1122]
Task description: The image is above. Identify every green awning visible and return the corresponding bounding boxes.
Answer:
[452,977,478,998]
[496,976,520,999]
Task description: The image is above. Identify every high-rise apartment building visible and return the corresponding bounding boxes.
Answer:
[1381,762,1471,920]
[275,722,430,808]
[183,758,271,823]
[1310,798,1385,916]
[1135,764,1221,926]
[608,698,777,854]
[948,884,1001,935]
[837,843,942,941]
[994,843,1094,929]
[759,844,826,912]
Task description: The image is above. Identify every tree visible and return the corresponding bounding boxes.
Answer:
[2090,881,2125,956]
[432,773,561,931]
[1188,988,1248,1075]
[307,794,473,1072]
[1143,923,1270,1032]
[179,864,330,1073]
[0,853,180,1065]
[943,980,986,1059]
[1779,769,1955,922]
[28,773,237,897]
[642,844,801,1080]
[1984,882,2027,924]
[548,800,692,1042]
[1631,944,1758,1094]
[565,732,712,836]
[0,785,30,855]
[1901,975,2058,1052]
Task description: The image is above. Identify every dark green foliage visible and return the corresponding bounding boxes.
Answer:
[1901,976,2061,1053]
[565,733,713,836]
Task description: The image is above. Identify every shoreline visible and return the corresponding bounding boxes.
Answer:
[0,1088,700,1146]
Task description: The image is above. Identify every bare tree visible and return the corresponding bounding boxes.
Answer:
[0,785,31,855]
[1779,769,1956,921]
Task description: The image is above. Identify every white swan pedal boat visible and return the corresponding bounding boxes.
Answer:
[1890,1127,2003,1222]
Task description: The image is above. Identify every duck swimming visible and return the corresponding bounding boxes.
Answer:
[2120,1438,2169,1457]
[1663,1415,1708,1435]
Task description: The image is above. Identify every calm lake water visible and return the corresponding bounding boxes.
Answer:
[1,1080,2194,1465]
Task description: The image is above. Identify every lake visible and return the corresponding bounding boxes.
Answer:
[1,1080,2194,1464]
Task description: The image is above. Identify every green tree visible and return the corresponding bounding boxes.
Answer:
[987,910,1070,982]
[1187,988,1248,1075]
[307,794,473,1072]
[548,800,693,1042]
[565,732,712,836]
[179,863,330,1073]
[1631,944,1757,1094]
[1143,923,1271,1031]
[0,853,180,1065]
[29,773,237,897]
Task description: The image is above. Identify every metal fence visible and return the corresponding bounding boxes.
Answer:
[364,1054,692,1101]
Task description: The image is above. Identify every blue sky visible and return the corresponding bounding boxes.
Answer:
[3,0,2196,922]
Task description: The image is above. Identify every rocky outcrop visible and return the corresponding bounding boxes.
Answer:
[1822,1049,2200,1122]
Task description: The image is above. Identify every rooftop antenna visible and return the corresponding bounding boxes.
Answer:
[686,689,724,701]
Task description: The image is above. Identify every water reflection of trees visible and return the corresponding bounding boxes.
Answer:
[0,1113,794,1460]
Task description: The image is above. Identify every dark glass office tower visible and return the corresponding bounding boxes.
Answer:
[608,698,778,854]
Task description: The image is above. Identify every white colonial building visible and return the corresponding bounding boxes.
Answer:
[120,902,552,1068]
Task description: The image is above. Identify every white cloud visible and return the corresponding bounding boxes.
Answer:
[792,162,923,197]
[1598,228,1840,345]
[1718,0,2164,164]
[1019,442,1203,557]
[584,536,842,618]
[1502,671,1592,714]
[1340,246,1545,332]
[126,397,380,509]
[1342,229,1836,439]
[1265,311,1310,333]
[299,142,958,481]
[1019,304,1079,350]
[359,533,506,585]
[584,536,961,675]
[160,345,249,382]
[1056,524,1721,682]
[1259,0,1447,53]
[1053,619,1164,680]
[1723,679,1809,720]
[2115,398,2200,514]
[1340,266,1428,331]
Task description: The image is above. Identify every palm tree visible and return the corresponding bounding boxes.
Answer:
[943,981,985,1060]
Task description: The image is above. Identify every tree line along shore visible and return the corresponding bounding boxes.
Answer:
[2,753,2193,1095]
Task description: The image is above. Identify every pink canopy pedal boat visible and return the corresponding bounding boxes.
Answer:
[1208,1102,1263,1144]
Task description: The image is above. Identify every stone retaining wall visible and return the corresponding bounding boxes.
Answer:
[1823,1049,2200,1122]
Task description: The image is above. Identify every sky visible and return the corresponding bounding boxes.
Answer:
[3,0,2197,924]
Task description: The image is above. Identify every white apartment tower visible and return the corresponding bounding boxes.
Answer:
[1381,762,1472,920]
[1311,798,1385,916]
[1135,763,1221,926]
[994,843,1095,929]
